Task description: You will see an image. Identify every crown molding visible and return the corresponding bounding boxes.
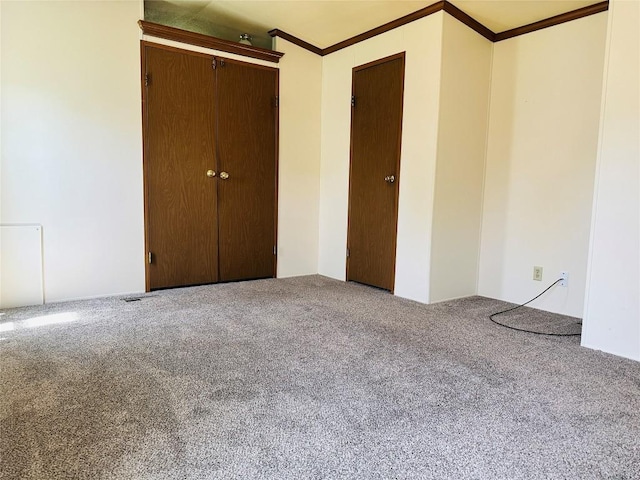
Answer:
[442,2,495,41]
[323,1,445,55]
[138,20,284,63]
[268,0,609,57]
[494,1,609,42]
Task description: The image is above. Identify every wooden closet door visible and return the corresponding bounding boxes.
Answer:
[143,43,218,290]
[346,53,405,291]
[215,59,278,282]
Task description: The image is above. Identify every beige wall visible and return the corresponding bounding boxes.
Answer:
[318,14,444,303]
[429,14,492,303]
[583,0,639,361]
[477,13,608,317]
[1,0,145,303]
[273,37,322,278]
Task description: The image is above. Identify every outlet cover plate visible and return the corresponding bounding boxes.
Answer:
[533,266,543,281]
[560,271,568,287]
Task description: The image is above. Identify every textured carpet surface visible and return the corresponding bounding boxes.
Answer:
[1,275,639,480]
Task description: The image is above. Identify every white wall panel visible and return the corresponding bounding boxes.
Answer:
[0,225,44,308]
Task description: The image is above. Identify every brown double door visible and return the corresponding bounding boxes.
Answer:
[347,53,405,292]
[142,43,277,290]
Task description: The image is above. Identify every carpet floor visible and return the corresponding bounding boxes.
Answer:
[1,275,638,479]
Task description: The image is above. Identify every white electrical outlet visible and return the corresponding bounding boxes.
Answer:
[560,271,568,287]
[533,266,543,281]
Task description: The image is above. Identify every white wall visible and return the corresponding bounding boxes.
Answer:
[0,225,44,308]
[1,1,145,303]
[477,13,608,317]
[429,14,492,303]
[273,38,322,278]
[318,14,444,303]
[582,0,639,361]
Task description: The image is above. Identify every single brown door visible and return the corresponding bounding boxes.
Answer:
[143,44,218,290]
[215,59,278,281]
[346,53,405,291]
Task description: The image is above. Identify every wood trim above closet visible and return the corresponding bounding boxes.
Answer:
[138,20,285,63]
[268,29,323,56]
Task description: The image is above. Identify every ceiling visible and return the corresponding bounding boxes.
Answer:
[144,0,604,50]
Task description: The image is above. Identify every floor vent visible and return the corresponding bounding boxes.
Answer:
[122,295,157,303]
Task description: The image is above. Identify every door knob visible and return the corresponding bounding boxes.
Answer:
[206,170,216,178]
[219,171,230,180]
[384,175,395,183]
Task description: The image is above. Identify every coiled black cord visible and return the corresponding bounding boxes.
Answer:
[489,279,581,337]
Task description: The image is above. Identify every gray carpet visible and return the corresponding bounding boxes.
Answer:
[1,275,638,480]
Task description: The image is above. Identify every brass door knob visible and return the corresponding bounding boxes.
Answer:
[206,170,216,178]
[219,172,230,180]
[384,175,395,183]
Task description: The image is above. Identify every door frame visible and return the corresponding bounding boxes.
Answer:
[345,51,406,293]
[140,41,279,291]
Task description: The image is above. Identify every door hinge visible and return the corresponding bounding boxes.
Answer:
[346,247,350,258]
[351,95,356,107]
[212,58,216,70]
[144,74,150,87]
[148,252,152,264]
[273,246,277,255]
[274,96,279,108]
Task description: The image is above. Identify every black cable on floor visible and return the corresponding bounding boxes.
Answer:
[489,278,581,337]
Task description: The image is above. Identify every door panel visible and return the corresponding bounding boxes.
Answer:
[143,44,218,290]
[347,53,405,291]
[216,59,278,282]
